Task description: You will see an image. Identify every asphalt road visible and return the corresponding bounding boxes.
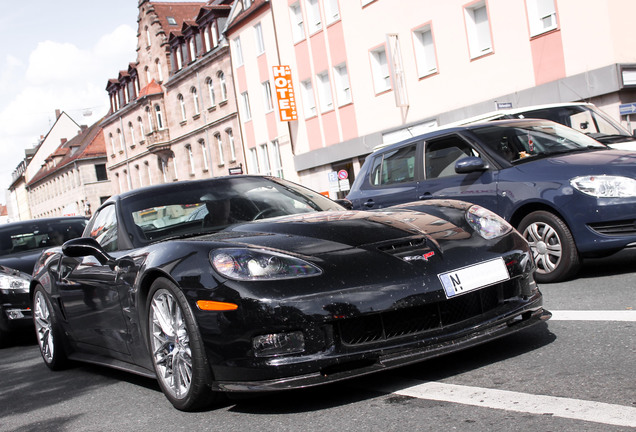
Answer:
[0,251,634,432]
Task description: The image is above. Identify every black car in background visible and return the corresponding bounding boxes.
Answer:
[31,175,548,411]
[0,217,87,344]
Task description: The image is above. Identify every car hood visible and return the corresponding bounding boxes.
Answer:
[192,207,474,256]
[513,148,636,174]
[0,250,42,275]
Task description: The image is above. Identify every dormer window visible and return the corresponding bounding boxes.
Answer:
[167,16,177,26]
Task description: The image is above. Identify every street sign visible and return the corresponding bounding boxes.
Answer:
[496,102,513,110]
[272,65,298,121]
[619,103,636,116]
[337,169,348,180]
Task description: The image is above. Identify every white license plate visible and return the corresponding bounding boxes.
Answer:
[438,258,509,298]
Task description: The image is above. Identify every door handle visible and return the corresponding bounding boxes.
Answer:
[418,193,432,200]
[363,200,375,208]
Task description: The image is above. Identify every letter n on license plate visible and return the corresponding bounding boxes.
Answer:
[438,258,509,298]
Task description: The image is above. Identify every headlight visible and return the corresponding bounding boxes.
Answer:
[465,205,512,240]
[210,248,322,281]
[570,175,636,197]
[0,274,30,292]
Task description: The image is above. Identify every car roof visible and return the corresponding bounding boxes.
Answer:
[372,118,558,154]
[0,216,87,230]
[450,102,596,126]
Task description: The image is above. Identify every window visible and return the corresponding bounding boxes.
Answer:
[128,122,136,146]
[219,72,228,101]
[167,16,177,26]
[186,145,195,174]
[145,66,151,84]
[425,137,479,179]
[138,117,145,138]
[259,144,271,175]
[146,107,153,131]
[145,26,151,47]
[155,104,164,129]
[369,145,417,186]
[301,79,316,117]
[118,129,125,151]
[527,0,557,36]
[305,0,322,34]
[370,46,391,93]
[109,133,116,154]
[207,77,216,106]
[89,204,118,252]
[215,133,225,165]
[290,3,305,42]
[325,0,340,24]
[211,22,219,48]
[176,47,183,70]
[262,81,273,111]
[178,94,187,121]
[95,164,108,181]
[200,140,210,171]
[160,158,168,183]
[414,24,437,77]
[316,71,333,112]
[155,59,163,82]
[254,23,265,55]
[333,63,351,106]
[465,1,492,58]
[189,38,196,62]
[192,88,200,115]
[244,0,252,7]
[227,129,236,161]
[233,37,244,66]
[241,91,252,120]
[146,161,153,185]
[271,140,283,177]
[136,164,143,187]
[249,148,260,173]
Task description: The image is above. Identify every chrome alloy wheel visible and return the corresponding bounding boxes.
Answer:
[33,290,54,363]
[523,221,562,274]
[150,288,193,400]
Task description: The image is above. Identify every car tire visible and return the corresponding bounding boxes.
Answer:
[518,211,580,283]
[147,277,220,411]
[32,285,69,370]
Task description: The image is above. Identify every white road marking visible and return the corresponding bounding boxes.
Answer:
[377,380,636,428]
[549,310,636,321]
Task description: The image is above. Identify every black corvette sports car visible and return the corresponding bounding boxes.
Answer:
[31,175,550,411]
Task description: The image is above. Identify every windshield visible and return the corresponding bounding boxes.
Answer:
[471,122,606,163]
[0,219,87,257]
[121,176,345,243]
[511,105,632,140]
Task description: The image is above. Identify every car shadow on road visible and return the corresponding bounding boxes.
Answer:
[227,323,556,415]
[575,249,636,280]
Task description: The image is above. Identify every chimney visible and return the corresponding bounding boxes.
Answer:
[61,138,67,144]
[55,109,61,119]
[80,125,88,132]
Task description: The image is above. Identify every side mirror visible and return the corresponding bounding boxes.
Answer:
[335,199,354,210]
[62,237,113,266]
[455,156,489,174]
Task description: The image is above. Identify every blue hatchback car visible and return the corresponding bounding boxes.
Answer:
[346,119,636,283]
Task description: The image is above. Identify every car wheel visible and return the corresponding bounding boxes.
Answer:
[147,278,219,411]
[32,285,69,370]
[518,211,580,283]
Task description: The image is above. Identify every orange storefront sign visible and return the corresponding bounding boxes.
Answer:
[272,65,298,121]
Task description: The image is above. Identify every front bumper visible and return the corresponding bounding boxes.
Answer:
[0,289,33,332]
[210,293,549,392]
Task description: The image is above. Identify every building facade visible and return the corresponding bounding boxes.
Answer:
[224,0,636,197]
[27,121,112,218]
[102,0,245,195]
[7,111,82,221]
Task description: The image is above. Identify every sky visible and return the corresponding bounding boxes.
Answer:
[0,1,204,207]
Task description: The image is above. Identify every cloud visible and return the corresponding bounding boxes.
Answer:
[0,24,137,205]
